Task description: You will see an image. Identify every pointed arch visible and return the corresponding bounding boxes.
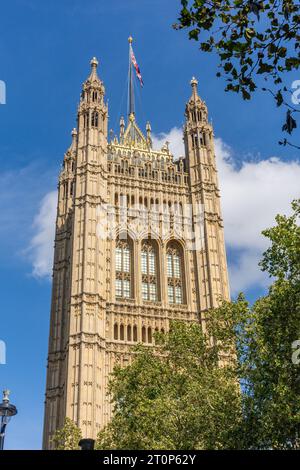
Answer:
[166,240,186,305]
[127,325,132,342]
[114,323,118,340]
[91,111,99,128]
[115,235,134,299]
[141,239,160,302]
[120,324,124,341]
[133,325,138,342]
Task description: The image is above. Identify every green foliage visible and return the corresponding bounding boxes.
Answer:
[260,199,300,281]
[51,418,82,450]
[242,279,300,448]
[174,1,300,148]
[96,322,243,450]
[242,199,300,448]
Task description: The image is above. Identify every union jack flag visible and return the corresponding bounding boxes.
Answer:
[130,45,144,87]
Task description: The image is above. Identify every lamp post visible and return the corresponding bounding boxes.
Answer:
[0,390,17,450]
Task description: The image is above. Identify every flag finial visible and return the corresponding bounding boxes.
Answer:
[90,57,99,68]
[191,76,198,87]
[128,36,133,44]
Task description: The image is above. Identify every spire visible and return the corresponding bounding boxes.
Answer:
[185,76,208,126]
[64,128,77,155]
[63,128,77,166]
[70,128,77,151]
[128,36,135,117]
[190,76,199,100]
[146,121,152,147]
[89,57,99,81]
[80,57,106,110]
[120,116,125,142]
[82,57,104,92]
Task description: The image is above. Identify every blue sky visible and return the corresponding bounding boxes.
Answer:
[0,0,299,449]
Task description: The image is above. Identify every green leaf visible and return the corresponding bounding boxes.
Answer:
[241,88,251,100]
[275,90,283,107]
[189,28,199,40]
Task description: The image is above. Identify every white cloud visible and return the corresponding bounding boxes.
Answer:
[215,138,300,251]
[27,190,57,278]
[0,161,57,277]
[227,249,269,294]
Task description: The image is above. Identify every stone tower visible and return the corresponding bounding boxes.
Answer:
[43,52,230,449]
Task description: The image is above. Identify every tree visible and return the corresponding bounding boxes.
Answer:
[242,281,300,448]
[227,198,300,449]
[244,198,300,448]
[51,417,82,450]
[96,321,243,450]
[174,1,300,148]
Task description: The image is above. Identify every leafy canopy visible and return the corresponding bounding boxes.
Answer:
[96,321,243,450]
[174,1,300,148]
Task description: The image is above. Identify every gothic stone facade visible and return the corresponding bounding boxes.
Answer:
[43,58,230,448]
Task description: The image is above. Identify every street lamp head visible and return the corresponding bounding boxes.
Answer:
[0,390,17,417]
[0,389,17,450]
[3,390,10,404]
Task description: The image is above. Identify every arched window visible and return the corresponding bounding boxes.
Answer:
[193,133,199,148]
[115,238,132,299]
[147,327,152,343]
[120,324,124,341]
[133,325,138,342]
[84,113,89,128]
[167,242,185,304]
[141,240,159,301]
[199,132,205,146]
[127,325,132,342]
[114,323,118,340]
[91,111,99,128]
[142,326,146,343]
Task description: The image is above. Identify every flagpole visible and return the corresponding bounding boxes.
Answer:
[128,36,134,117]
